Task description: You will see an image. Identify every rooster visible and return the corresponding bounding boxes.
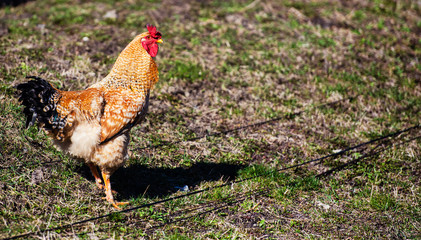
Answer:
[16,25,163,209]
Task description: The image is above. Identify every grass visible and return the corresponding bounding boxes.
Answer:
[1,0,421,239]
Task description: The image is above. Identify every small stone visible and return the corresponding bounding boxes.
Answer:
[175,185,189,192]
[103,10,117,20]
[316,200,330,210]
[31,169,44,185]
[36,24,45,31]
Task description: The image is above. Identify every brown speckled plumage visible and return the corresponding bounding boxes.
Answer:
[17,26,163,209]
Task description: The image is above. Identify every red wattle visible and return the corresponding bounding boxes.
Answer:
[148,43,158,57]
[142,41,158,57]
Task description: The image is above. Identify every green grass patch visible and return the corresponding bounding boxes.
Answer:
[1,0,420,238]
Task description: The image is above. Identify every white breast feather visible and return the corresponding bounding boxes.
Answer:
[69,123,101,159]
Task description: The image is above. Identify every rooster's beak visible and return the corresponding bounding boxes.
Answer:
[156,39,163,44]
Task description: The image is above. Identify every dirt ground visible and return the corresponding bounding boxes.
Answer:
[0,0,420,239]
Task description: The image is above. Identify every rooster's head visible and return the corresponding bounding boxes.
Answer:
[141,24,163,57]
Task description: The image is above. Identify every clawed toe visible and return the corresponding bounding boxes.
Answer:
[101,197,129,209]
[112,201,129,209]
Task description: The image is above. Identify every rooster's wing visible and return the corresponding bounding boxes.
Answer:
[99,88,149,144]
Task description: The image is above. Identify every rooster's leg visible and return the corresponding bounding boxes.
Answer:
[88,163,117,193]
[88,163,104,190]
[101,171,129,209]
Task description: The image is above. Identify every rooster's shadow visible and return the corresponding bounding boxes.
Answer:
[77,161,246,200]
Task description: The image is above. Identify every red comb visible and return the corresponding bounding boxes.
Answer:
[146,24,162,39]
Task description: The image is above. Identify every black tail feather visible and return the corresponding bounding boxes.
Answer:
[16,76,60,129]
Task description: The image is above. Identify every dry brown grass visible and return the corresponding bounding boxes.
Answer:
[1,0,420,239]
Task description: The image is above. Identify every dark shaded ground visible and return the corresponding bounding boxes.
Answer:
[1,0,420,239]
[77,161,246,199]
[0,0,32,7]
